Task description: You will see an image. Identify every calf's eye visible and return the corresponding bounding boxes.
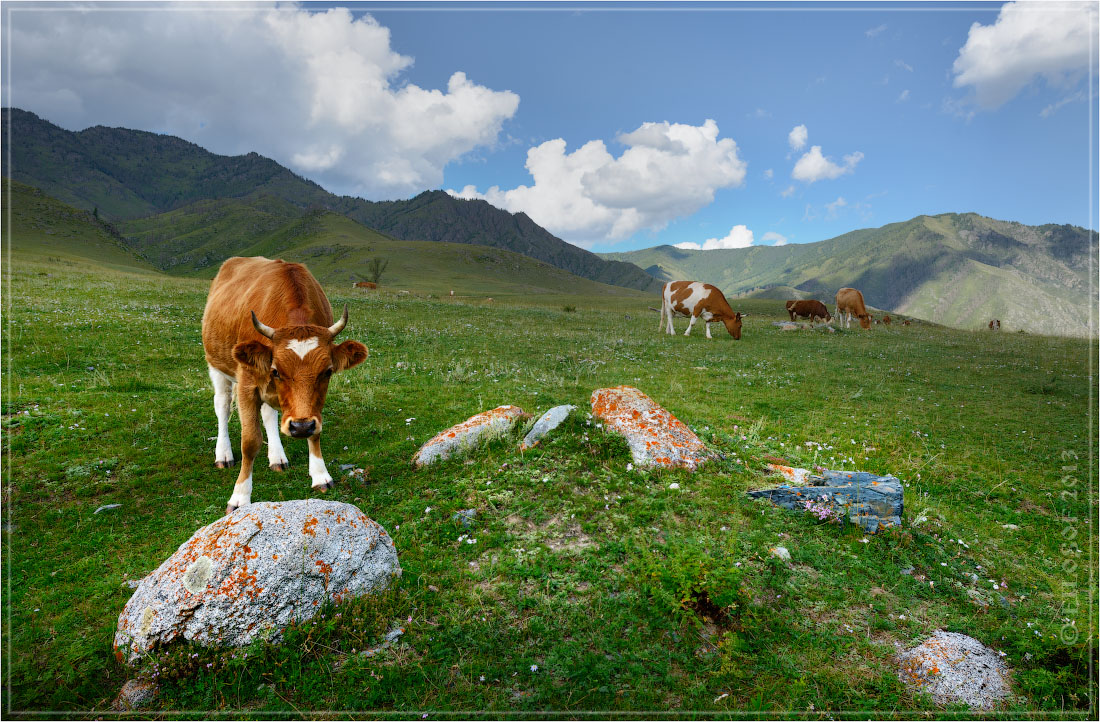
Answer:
[271,368,281,379]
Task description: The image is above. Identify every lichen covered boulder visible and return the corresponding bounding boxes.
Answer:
[414,405,527,466]
[114,500,400,663]
[748,469,903,533]
[590,386,713,470]
[897,630,1012,710]
[520,404,576,450]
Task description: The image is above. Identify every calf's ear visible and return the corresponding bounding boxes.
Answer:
[332,340,368,372]
[233,341,273,374]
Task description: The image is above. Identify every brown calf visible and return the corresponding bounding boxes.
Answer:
[203,257,368,515]
[660,281,744,339]
[882,315,892,325]
[353,281,377,289]
[785,299,832,323]
[835,287,872,329]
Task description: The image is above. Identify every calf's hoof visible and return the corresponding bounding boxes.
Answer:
[225,504,239,515]
[270,462,290,472]
[312,480,335,493]
[215,459,237,469]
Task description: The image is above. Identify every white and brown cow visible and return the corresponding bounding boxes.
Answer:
[834,287,872,330]
[202,257,368,514]
[659,281,744,339]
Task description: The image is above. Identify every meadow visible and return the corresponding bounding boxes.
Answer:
[3,249,1095,718]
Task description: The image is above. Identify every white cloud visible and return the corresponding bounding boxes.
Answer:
[3,4,519,199]
[952,1,1098,110]
[792,146,864,183]
[780,185,796,198]
[897,89,911,102]
[825,196,848,218]
[1040,90,1086,118]
[674,224,754,250]
[763,168,774,180]
[762,231,788,246]
[788,124,808,150]
[450,119,747,245]
[865,24,887,38]
[895,59,914,72]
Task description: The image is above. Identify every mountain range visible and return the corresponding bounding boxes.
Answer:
[3,107,1094,336]
[602,213,1095,336]
[1,108,660,292]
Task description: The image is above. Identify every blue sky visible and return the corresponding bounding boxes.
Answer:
[4,1,1097,252]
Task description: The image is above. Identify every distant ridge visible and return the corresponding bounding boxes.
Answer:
[603,214,1096,337]
[2,107,661,293]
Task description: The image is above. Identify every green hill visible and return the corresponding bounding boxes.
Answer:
[5,179,649,304]
[1,177,158,272]
[3,108,659,293]
[604,213,1095,336]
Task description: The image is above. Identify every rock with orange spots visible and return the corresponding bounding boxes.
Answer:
[114,500,400,663]
[589,386,714,470]
[413,405,527,466]
[896,630,1012,710]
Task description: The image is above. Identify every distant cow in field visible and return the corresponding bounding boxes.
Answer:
[989,319,1001,330]
[835,287,872,330]
[353,281,377,289]
[882,315,892,325]
[660,281,745,339]
[203,257,369,515]
[903,320,911,326]
[785,299,832,323]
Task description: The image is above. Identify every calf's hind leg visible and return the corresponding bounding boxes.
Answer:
[208,365,235,468]
[261,403,289,471]
[307,435,334,491]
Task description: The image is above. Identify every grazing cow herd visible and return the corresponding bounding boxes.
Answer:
[202,257,918,509]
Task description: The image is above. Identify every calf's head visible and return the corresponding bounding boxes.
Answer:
[233,306,368,438]
[858,313,872,330]
[723,312,745,340]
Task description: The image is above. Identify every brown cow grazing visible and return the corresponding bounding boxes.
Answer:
[660,281,745,339]
[835,287,872,329]
[882,315,892,325]
[353,281,377,289]
[786,299,832,323]
[203,257,369,514]
[903,320,911,326]
[989,319,1001,331]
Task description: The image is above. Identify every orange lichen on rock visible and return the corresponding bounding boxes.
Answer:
[414,405,528,466]
[590,386,713,470]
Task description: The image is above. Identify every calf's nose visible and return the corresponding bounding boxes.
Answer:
[288,419,317,438]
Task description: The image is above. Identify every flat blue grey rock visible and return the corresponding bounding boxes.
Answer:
[520,404,576,450]
[747,469,903,533]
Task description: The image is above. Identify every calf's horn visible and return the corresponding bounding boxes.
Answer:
[328,305,348,337]
[251,311,276,339]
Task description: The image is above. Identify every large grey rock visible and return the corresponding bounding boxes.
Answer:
[590,386,713,470]
[520,405,576,450]
[114,500,400,663]
[897,630,1012,710]
[747,469,903,533]
[414,405,527,466]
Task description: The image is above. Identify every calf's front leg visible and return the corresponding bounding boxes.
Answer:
[227,385,263,515]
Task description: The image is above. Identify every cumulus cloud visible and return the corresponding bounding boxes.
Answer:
[761,231,788,246]
[865,24,887,38]
[952,1,1098,110]
[3,4,519,198]
[674,224,755,250]
[780,185,796,198]
[788,124,808,151]
[792,146,864,183]
[763,168,774,180]
[897,89,910,103]
[450,119,747,245]
[825,196,848,219]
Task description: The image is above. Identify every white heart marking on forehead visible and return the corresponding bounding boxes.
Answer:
[286,337,320,359]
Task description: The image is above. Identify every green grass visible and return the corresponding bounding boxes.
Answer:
[3,250,1096,718]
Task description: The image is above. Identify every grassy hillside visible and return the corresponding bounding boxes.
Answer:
[2,178,158,273]
[4,108,659,293]
[3,252,1094,716]
[604,214,1095,336]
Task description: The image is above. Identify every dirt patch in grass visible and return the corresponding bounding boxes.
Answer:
[505,513,597,552]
